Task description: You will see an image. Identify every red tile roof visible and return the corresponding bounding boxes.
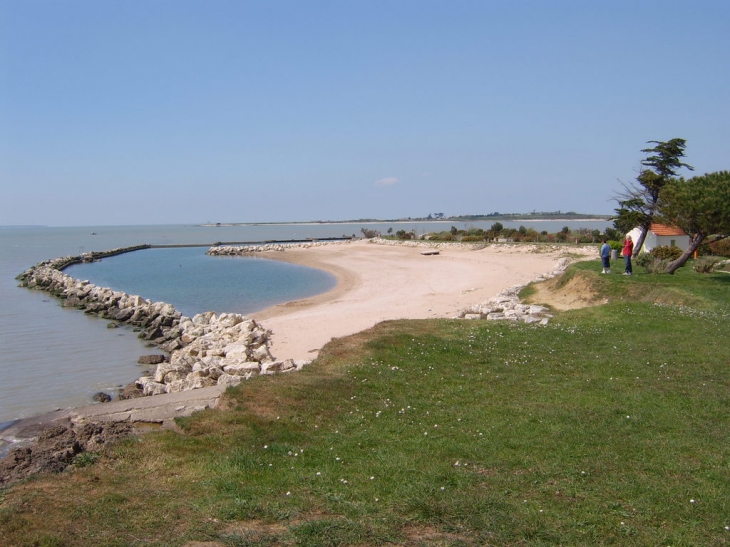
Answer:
[650,223,686,236]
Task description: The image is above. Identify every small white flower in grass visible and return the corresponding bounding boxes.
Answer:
[424,432,428,436]
[286,491,291,496]
[316,472,321,476]
[690,499,696,504]
[626,416,630,419]
[440,487,445,491]
[263,445,268,449]
[370,476,375,480]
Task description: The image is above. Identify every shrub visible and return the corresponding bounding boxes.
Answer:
[650,245,683,261]
[708,238,730,258]
[427,232,452,241]
[609,240,622,251]
[635,253,653,268]
[645,257,671,274]
[395,230,414,240]
[636,253,672,274]
[693,256,722,273]
[461,235,486,242]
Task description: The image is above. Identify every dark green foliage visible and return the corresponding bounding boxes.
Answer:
[658,170,730,273]
[613,138,693,253]
[634,252,653,269]
[604,227,622,241]
[650,245,683,261]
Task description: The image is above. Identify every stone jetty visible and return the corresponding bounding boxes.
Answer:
[16,247,307,400]
[206,239,350,256]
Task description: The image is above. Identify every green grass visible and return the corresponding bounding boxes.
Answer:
[2,264,730,546]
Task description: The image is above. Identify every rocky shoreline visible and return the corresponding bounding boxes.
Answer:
[15,246,314,401]
[3,240,587,484]
[206,239,351,255]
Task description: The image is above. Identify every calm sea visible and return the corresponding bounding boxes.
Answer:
[0,220,609,439]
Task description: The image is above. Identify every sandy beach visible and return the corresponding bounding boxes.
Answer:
[2,240,591,452]
[252,240,586,361]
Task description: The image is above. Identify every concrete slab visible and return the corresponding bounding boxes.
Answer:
[1,385,226,447]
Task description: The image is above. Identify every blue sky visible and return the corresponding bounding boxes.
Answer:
[1,1,728,226]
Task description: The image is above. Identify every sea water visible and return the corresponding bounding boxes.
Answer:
[65,247,336,318]
[0,220,610,432]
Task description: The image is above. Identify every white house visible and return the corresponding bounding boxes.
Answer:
[628,223,690,254]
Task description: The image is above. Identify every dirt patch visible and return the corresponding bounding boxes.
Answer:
[404,524,475,545]
[219,520,291,546]
[524,271,606,311]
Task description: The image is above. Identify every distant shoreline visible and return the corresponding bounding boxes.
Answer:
[200,217,611,228]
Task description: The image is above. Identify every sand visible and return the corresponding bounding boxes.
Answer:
[1,240,590,459]
[252,240,583,361]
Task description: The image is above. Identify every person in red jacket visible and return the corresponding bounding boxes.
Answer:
[622,235,634,275]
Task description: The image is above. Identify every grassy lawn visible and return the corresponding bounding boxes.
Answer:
[2,261,730,546]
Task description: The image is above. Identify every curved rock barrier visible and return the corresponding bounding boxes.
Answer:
[16,247,306,401]
[206,239,351,255]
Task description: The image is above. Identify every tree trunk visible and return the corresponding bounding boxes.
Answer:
[632,225,648,258]
[665,234,705,274]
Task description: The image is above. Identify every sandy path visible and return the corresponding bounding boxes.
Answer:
[251,240,571,361]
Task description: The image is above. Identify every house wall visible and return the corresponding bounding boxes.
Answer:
[627,227,690,253]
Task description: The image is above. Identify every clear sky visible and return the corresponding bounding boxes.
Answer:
[1,1,728,226]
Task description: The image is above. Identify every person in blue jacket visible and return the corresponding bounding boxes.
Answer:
[600,238,611,274]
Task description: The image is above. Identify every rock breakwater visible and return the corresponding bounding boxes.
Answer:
[206,239,351,256]
[17,247,306,401]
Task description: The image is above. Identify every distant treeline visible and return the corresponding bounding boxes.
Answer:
[314,212,611,223]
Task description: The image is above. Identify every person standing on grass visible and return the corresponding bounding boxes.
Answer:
[600,238,611,274]
[622,234,634,275]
